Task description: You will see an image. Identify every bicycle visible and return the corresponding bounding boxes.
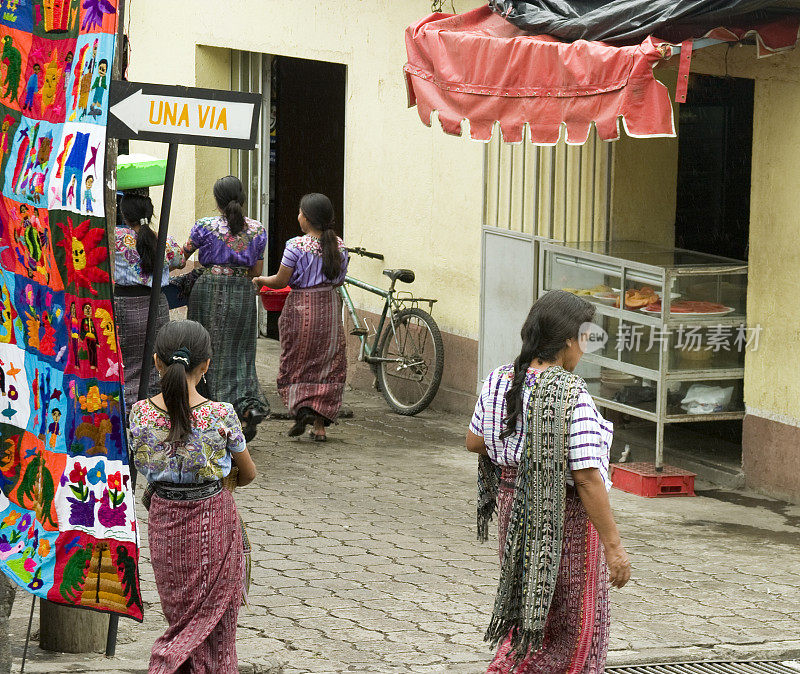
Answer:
[338,247,444,415]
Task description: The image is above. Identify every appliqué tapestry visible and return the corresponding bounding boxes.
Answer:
[0,0,142,621]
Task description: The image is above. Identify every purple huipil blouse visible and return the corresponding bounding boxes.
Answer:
[185,216,267,267]
[280,235,349,289]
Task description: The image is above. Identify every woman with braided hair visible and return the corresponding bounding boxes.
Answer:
[114,188,185,411]
[253,193,349,441]
[183,175,270,441]
[130,319,256,673]
[466,290,630,673]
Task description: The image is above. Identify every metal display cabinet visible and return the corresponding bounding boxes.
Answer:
[537,239,749,468]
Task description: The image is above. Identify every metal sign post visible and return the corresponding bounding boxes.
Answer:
[104,79,260,658]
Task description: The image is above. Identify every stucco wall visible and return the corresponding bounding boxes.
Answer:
[610,70,678,248]
[125,0,483,343]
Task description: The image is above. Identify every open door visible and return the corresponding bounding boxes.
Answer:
[263,56,346,338]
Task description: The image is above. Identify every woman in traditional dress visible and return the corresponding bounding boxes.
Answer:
[114,189,185,412]
[253,193,348,441]
[130,319,256,673]
[467,290,630,673]
[184,175,269,441]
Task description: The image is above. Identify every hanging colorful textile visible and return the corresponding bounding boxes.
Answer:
[0,0,141,621]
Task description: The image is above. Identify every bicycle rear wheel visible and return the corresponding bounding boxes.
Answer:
[375,307,444,415]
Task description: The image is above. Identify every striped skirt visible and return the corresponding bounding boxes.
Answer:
[490,468,610,674]
[114,292,170,413]
[277,286,346,421]
[148,489,243,674]
[187,273,269,419]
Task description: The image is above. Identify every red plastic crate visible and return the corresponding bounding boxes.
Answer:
[610,462,696,498]
[260,286,291,312]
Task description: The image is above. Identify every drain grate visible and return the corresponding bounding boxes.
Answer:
[607,662,799,674]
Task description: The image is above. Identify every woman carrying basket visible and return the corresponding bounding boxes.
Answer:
[253,193,349,441]
[467,290,630,673]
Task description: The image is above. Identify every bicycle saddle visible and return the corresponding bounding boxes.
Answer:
[383,269,415,284]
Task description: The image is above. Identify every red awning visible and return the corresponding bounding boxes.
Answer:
[404,6,799,145]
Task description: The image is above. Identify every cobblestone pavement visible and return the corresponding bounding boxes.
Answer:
[9,339,800,673]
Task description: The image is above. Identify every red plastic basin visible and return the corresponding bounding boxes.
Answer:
[260,286,291,312]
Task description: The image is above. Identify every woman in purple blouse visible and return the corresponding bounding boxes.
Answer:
[183,175,270,441]
[254,193,349,441]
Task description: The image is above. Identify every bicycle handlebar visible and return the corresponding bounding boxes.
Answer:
[347,247,384,261]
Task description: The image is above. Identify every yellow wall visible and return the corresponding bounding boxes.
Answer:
[740,76,800,419]
[125,0,483,340]
[609,70,678,248]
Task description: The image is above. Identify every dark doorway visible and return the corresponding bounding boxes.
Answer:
[265,56,346,337]
[674,74,754,261]
[673,74,754,457]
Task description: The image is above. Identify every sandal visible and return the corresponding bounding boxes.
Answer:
[243,410,266,443]
[308,429,327,442]
[288,409,315,437]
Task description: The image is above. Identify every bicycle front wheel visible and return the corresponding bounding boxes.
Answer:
[375,307,444,415]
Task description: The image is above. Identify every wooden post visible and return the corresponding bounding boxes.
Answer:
[39,600,109,653]
[0,574,15,673]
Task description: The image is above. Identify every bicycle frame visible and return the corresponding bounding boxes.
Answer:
[338,276,401,365]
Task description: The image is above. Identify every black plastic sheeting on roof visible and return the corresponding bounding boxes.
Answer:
[488,0,800,44]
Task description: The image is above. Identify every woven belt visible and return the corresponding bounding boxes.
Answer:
[152,480,222,501]
[499,479,578,495]
[202,265,250,277]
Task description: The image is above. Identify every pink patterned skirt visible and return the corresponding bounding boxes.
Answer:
[490,468,610,674]
[148,489,243,674]
[277,286,347,421]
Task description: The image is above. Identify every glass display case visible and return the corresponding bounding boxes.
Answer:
[537,239,749,467]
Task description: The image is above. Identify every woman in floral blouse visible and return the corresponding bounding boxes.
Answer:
[130,319,256,673]
[183,175,269,441]
[114,189,185,411]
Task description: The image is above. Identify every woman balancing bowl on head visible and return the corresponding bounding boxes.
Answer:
[183,176,270,441]
[130,320,256,673]
[467,290,630,673]
[114,189,186,411]
[253,193,349,441]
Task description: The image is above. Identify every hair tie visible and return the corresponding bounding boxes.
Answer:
[170,347,191,368]
[140,217,148,226]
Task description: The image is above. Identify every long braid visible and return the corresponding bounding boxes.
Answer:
[501,308,543,440]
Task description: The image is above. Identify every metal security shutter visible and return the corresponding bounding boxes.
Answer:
[607,661,800,673]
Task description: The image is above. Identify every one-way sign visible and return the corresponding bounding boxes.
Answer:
[108,81,261,149]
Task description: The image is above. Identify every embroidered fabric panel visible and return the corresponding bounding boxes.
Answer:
[0,1,143,621]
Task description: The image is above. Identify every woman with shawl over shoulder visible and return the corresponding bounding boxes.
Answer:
[183,175,270,441]
[114,189,185,412]
[467,290,630,673]
[130,320,256,674]
[253,193,349,441]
